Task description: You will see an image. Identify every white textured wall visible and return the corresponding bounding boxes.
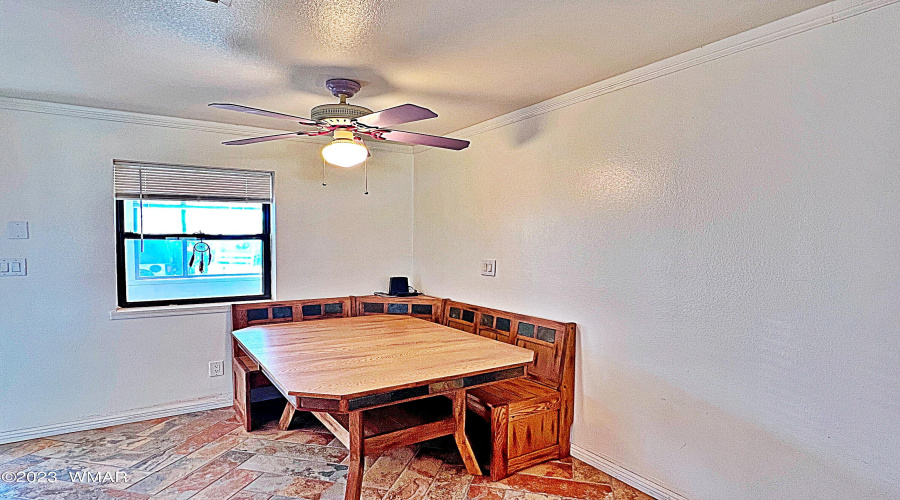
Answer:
[0,105,414,436]
[413,4,900,500]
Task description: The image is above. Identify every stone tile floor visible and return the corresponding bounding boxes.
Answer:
[0,406,653,500]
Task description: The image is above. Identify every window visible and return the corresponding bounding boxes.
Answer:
[114,161,273,307]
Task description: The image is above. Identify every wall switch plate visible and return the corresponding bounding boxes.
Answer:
[7,222,28,239]
[0,258,26,276]
[209,360,224,377]
[481,259,497,277]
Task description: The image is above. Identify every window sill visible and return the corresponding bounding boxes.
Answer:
[109,303,231,320]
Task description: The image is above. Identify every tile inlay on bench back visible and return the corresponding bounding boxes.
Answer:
[442,300,574,391]
[232,297,353,330]
[353,295,444,323]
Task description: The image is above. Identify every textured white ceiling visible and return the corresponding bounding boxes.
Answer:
[0,0,829,135]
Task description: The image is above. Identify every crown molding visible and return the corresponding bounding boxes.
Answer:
[409,0,897,153]
[832,0,899,20]
[3,0,894,157]
[0,96,415,155]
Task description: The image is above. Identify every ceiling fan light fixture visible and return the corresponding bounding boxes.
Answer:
[205,0,232,7]
[322,130,368,168]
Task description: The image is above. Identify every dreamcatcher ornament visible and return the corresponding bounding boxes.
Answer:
[189,239,212,274]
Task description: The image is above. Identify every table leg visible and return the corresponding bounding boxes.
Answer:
[453,389,483,476]
[277,402,296,431]
[345,410,365,500]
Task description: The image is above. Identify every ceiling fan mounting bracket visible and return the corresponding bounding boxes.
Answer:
[325,78,361,99]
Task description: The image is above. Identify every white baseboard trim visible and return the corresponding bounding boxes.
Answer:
[571,444,691,500]
[0,395,233,445]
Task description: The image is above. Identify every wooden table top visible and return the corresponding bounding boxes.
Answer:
[232,315,535,400]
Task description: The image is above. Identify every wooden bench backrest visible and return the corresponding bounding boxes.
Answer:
[352,295,444,323]
[232,295,573,391]
[444,300,574,391]
[232,297,353,330]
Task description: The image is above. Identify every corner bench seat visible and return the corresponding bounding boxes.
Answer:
[232,297,354,432]
[230,295,575,484]
[231,355,271,432]
[444,300,575,481]
[464,375,567,481]
[466,378,560,420]
[235,355,259,372]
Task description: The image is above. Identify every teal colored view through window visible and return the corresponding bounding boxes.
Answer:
[116,200,271,307]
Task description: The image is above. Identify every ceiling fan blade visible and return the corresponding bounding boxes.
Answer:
[222,132,302,146]
[357,104,438,128]
[375,130,470,150]
[209,103,318,126]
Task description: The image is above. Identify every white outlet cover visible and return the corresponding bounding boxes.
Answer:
[7,221,28,239]
[209,361,224,377]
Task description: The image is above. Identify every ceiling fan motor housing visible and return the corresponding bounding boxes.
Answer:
[311,103,373,126]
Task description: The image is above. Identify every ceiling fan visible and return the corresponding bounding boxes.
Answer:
[210,79,469,169]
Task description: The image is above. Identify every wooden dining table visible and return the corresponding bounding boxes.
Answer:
[232,314,535,500]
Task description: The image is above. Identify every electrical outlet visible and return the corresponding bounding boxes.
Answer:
[7,222,28,239]
[481,259,497,277]
[209,360,224,377]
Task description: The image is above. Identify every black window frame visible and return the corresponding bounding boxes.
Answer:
[115,200,272,308]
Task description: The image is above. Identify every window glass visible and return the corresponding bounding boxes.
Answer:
[118,200,270,307]
[133,240,185,278]
[186,240,263,276]
[123,200,263,235]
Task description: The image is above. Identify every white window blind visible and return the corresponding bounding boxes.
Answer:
[114,160,273,203]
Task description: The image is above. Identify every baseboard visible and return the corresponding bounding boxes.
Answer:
[571,444,691,500]
[0,394,233,445]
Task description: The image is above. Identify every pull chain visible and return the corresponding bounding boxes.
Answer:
[364,158,369,195]
[322,158,327,186]
[138,166,145,252]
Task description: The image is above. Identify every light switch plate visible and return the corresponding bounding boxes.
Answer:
[481,259,497,277]
[7,222,28,239]
[0,258,26,276]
